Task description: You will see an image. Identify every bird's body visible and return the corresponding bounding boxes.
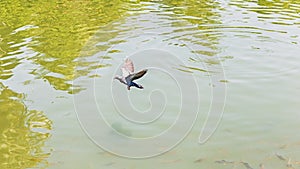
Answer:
[114,58,147,90]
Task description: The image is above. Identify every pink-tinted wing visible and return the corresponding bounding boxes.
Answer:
[121,67,130,77]
[122,58,134,77]
[124,58,134,73]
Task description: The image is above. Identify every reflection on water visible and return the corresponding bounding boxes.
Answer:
[162,0,222,55]
[0,0,125,93]
[0,83,52,169]
[0,0,300,168]
[79,0,224,76]
[231,0,300,24]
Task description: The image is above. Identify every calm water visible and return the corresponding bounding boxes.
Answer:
[1,0,300,168]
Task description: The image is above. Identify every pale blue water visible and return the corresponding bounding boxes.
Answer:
[1,0,300,169]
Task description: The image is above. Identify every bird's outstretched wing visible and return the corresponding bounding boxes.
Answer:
[114,75,126,85]
[126,69,148,82]
[122,58,134,77]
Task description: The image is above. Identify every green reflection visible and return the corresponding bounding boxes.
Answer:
[0,0,224,92]
[0,32,21,80]
[0,83,52,169]
[30,0,125,93]
[162,0,222,54]
[0,0,126,93]
[160,0,222,72]
[231,0,300,20]
[163,0,221,25]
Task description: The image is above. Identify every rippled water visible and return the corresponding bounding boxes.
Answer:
[1,0,300,169]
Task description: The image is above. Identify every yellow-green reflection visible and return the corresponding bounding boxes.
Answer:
[0,36,20,80]
[0,0,126,93]
[79,0,223,75]
[230,0,300,22]
[0,0,224,92]
[0,83,52,169]
[162,0,222,54]
[159,0,222,72]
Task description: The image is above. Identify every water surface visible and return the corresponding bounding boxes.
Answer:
[0,0,300,168]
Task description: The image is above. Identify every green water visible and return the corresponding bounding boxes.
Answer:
[1,0,300,168]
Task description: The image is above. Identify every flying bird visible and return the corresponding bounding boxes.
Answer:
[114,58,147,90]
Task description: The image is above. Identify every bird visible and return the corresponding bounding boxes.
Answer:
[114,58,147,90]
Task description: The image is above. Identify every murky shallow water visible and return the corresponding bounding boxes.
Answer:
[1,0,300,168]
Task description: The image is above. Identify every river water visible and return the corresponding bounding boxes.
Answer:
[0,0,300,168]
